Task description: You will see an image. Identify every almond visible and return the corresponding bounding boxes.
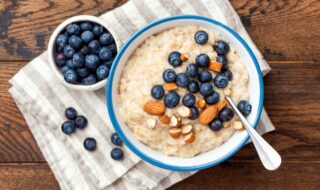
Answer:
[199,105,218,125]
[169,127,182,138]
[180,53,188,62]
[208,61,222,72]
[181,124,193,134]
[184,132,195,143]
[197,99,206,110]
[169,115,180,127]
[146,119,157,129]
[177,106,192,118]
[217,99,228,111]
[143,101,166,115]
[233,121,244,130]
[165,83,178,91]
[159,115,170,125]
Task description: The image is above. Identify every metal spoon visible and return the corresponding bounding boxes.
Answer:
[225,96,281,171]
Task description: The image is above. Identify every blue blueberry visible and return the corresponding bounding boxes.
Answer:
[88,40,101,54]
[111,148,123,160]
[66,59,77,69]
[189,106,200,120]
[108,43,117,55]
[209,118,223,131]
[60,65,69,75]
[216,55,228,69]
[56,34,68,48]
[205,91,220,105]
[188,80,200,93]
[213,40,230,55]
[56,45,64,54]
[82,74,97,85]
[186,64,199,78]
[200,82,214,97]
[168,51,182,67]
[83,138,96,151]
[176,73,189,87]
[66,23,81,35]
[164,91,180,108]
[182,93,196,107]
[55,53,66,67]
[68,35,83,49]
[81,30,94,44]
[100,33,114,45]
[198,70,212,83]
[72,53,85,68]
[77,67,90,78]
[80,22,93,31]
[99,47,112,61]
[65,107,77,120]
[104,59,114,68]
[194,30,208,44]
[222,69,233,81]
[85,54,100,70]
[111,133,123,146]
[63,45,75,58]
[151,85,165,99]
[218,107,234,122]
[61,121,76,135]
[237,100,252,117]
[75,115,87,129]
[80,46,89,55]
[195,54,210,68]
[214,73,229,88]
[64,69,78,84]
[96,64,110,81]
[92,24,104,36]
[162,69,176,82]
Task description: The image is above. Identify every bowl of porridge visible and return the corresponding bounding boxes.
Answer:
[106,15,264,171]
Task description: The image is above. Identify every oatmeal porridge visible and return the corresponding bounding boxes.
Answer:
[118,26,251,158]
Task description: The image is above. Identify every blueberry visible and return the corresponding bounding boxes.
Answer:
[80,22,93,31]
[66,59,77,69]
[151,85,165,99]
[96,64,110,80]
[63,45,75,58]
[77,67,90,78]
[188,80,200,93]
[168,51,182,67]
[72,53,85,68]
[66,23,81,35]
[75,115,87,129]
[198,70,212,83]
[216,55,228,69]
[182,93,196,107]
[61,121,76,135]
[68,35,83,49]
[60,65,69,75]
[111,148,123,160]
[88,40,101,54]
[199,82,214,97]
[64,69,78,84]
[205,91,220,105]
[85,54,100,70]
[162,69,176,82]
[108,43,117,55]
[55,53,67,67]
[222,69,233,80]
[99,47,112,61]
[186,64,199,78]
[176,73,189,87]
[83,138,97,151]
[194,30,208,44]
[92,24,104,36]
[56,45,64,54]
[237,100,252,117]
[111,133,123,146]
[81,30,94,44]
[213,40,230,55]
[56,34,68,48]
[80,46,89,55]
[189,106,200,120]
[214,73,229,88]
[164,91,180,108]
[208,118,223,131]
[104,59,114,68]
[218,107,234,122]
[195,54,210,68]
[82,74,97,85]
[65,107,77,120]
[100,33,114,45]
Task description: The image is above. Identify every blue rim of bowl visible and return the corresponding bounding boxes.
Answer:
[106,15,264,171]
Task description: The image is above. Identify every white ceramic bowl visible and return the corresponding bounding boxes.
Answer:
[48,15,121,91]
[107,15,264,171]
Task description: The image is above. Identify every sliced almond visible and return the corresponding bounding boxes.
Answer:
[169,115,180,127]
[169,127,182,138]
[143,101,166,115]
[164,83,178,91]
[146,119,157,129]
[217,99,228,111]
[181,124,193,134]
[233,121,244,130]
[159,115,170,125]
[197,98,206,110]
[180,53,188,62]
[177,106,192,118]
[208,61,222,72]
[184,132,195,143]
[199,105,218,125]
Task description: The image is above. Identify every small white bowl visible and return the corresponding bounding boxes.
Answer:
[107,15,264,171]
[48,15,121,91]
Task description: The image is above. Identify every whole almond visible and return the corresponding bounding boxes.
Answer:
[181,124,193,134]
[208,61,222,72]
[165,83,178,91]
[169,127,182,138]
[143,101,165,115]
[197,99,206,110]
[159,115,170,125]
[184,132,195,143]
[199,105,218,125]
[217,99,228,111]
[177,106,192,118]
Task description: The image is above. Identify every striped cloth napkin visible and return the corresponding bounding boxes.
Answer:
[9,0,275,189]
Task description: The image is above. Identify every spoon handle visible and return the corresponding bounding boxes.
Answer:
[225,96,281,170]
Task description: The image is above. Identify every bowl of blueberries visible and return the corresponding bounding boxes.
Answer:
[48,15,121,91]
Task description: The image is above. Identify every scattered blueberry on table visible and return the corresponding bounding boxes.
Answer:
[111,133,123,146]
[65,107,77,120]
[61,120,76,135]
[83,137,97,151]
[75,115,88,129]
[111,148,124,160]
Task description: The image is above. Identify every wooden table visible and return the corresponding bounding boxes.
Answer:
[0,0,319,189]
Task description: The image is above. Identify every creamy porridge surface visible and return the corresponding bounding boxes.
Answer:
[118,26,249,158]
